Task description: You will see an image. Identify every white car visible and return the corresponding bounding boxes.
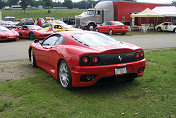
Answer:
[155,22,176,33]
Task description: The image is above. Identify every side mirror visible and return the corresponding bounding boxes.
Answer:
[34,39,39,43]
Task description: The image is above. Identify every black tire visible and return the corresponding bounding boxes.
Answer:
[109,29,113,35]
[30,49,37,67]
[87,24,95,31]
[58,60,73,89]
[95,28,99,32]
[173,28,176,33]
[29,32,35,40]
[157,27,162,32]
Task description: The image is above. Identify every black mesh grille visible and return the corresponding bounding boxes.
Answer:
[80,50,144,66]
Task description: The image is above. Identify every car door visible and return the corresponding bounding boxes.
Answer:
[48,35,66,69]
[99,22,107,33]
[105,22,113,33]
[38,35,59,66]
[17,26,28,38]
[167,23,174,31]
[163,23,169,31]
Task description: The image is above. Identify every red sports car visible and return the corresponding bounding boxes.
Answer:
[29,31,146,89]
[95,21,128,35]
[15,25,54,40]
[0,26,19,41]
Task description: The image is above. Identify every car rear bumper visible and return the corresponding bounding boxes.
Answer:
[0,36,19,41]
[71,59,146,87]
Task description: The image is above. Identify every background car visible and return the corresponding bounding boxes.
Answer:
[0,26,19,41]
[95,21,128,35]
[155,22,176,32]
[44,20,82,32]
[29,31,146,89]
[4,21,16,28]
[15,25,54,40]
[17,18,35,26]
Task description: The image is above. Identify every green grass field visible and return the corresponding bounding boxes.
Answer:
[1,9,85,20]
[0,49,176,118]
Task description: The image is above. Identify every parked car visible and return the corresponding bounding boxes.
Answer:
[15,25,54,40]
[17,18,35,26]
[29,31,146,89]
[60,17,75,25]
[95,21,128,35]
[0,21,6,26]
[155,22,176,32]
[0,26,19,41]
[4,21,16,28]
[44,20,82,32]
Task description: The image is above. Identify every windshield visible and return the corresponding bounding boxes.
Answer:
[0,26,9,31]
[5,18,15,22]
[87,10,95,15]
[71,32,120,47]
[54,20,66,25]
[113,21,124,25]
[62,24,72,29]
[28,25,44,30]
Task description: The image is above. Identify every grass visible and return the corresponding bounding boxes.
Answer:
[1,9,85,20]
[0,49,176,117]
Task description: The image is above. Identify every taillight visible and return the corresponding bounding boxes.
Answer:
[135,51,144,60]
[135,52,140,59]
[140,51,144,58]
[92,56,99,64]
[82,57,89,64]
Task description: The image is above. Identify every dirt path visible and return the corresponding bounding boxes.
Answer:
[0,60,37,81]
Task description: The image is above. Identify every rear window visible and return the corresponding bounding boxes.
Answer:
[113,22,124,25]
[71,32,121,47]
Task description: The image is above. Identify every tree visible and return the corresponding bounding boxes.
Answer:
[63,0,73,9]
[20,0,29,14]
[43,0,52,13]
[172,0,176,5]
[6,0,19,6]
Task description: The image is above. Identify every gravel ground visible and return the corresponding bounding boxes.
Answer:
[0,60,37,81]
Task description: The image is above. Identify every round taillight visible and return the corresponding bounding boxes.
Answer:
[140,51,144,58]
[92,57,99,64]
[82,57,89,64]
[135,52,140,59]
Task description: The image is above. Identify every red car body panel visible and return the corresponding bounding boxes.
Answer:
[0,26,19,41]
[95,21,128,34]
[29,31,146,87]
[15,25,54,39]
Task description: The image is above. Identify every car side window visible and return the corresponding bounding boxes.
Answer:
[42,36,60,46]
[164,23,168,25]
[106,22,112,25]
[55,36,65,45]
[22,26,28,30]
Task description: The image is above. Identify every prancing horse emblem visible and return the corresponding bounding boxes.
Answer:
[118,55,122,61]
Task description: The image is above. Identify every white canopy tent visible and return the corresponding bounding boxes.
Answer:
[152,6,176,17]
[130,8,164,18]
